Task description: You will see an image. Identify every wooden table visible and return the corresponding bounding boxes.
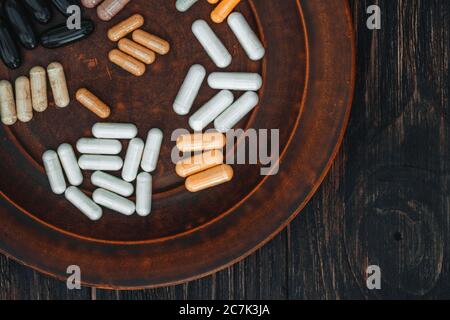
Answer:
[0,0,448,299]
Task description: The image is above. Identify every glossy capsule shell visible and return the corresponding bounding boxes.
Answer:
[108,14,144,41]
[189,90,234,131]
[93,188,135,216]
[57,143,83,186]
[132,30,170,55]
[91,171,134,197]
[176,0,199,12]
[40,20,95,49]
[192,20,231,68]
[208,72,263,91]
[15,76,33,123]
[118,39,156,65]
[208,0,219,3]
[47,62,70,108]
[81,0,103,8]
[42,150,67,194]
[177,132,226,153]
[122,138,144,182]
[76,138,122,155]
[97,0,130,21]
[3,0,38,49]
[141,128,163,173]
[0,80,17,125]
[0,17,21,69]
[92,122,137,139]
[185,164,233,192]
[109,49,146,76]
[51,0,81,17]
[214,91,259,132]
[176,150,224,178]
[24,0,52,23]
[228,12,265,61]
[211,0,241,24]
[78,155,123,171]
[136,172,152,216]
[173,64,206,115]
[76,88,111,118]
[30,66,48,112]
[65,186,103,221]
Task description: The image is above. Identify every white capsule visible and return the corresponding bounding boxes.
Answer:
[91,171,134,197]
[141,128,163,172]
[227,12,265,61]
[189,90,234,131]
[173,64,206,116]
[192,20,232,68]
[76,138,122,155]
[57,143,83,186]
[42,150,66,194]
[214,91,259,132]
[136,172,152,216]
[122,138,144,182]
[78,155,123,171]
[65,186,102,221]
[93,188,135,216]
[208,72,263,91]
[176,0,199,12]
[92,123,138,139]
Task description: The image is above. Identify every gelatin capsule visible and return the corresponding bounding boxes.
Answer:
[0,16,22,69]
[76,88,111,118]
[30,66,48,112]
[47,62,70,108]
[173,64,206,115]
[177,132,226,152]
[118,39,156,65]
[97,0,130,22]
[23,0,52,24]
[65,186,103,221]
[108,14,144,42]
[141,128,163,173]
[93,188,135,216]
[227,12,265,61]
[78,155,123,171]
[0,80,17,125]
[108,49,146,77]
[40,20,95,49]
[214,91,259,132]
[76,138,122,154]
[189,90,234,131]
[185,164,233,192]
[58,143,83,186]
[176,149,224,178]
[191,19,231,68]
[15,76,33,123]
[208,72,262,91]
[51,0,82,17]
[136,172,152,216]
[211,0,241,24]
[4,0,38,49]
[176,0,199,12]
[81,0,103,8]
[91,171,134,197]
[208,0,220,3]
[92,122,137,139]
[132,30,170,55]
[122,138,144,182]
[42,150,67,195]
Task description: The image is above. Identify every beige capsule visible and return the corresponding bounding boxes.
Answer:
[30,66,48,112]
[0,80,17,125]
[81,0,103,8]
[108,14,144,42]
[118,39,156,65]
[47,62,70,108]
[76,88,111,119]
[176,132,226,153]
[185,164,233,192]
[132,29,170,55]
[176,149,224,178]
[15,77,33,123]
[97,0,130,21]
[109,49,146,76]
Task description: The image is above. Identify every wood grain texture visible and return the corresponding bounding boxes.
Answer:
[0,0,449,299]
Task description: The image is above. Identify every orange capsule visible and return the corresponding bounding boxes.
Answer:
[185,164,233,192]
[208,0,220,3]
[107,14,145,42]
[176,149,224,178]
[108,49,146,76]
[97,0,130,21]
[118,39,156,65]
[211,0,241,23]
[176,132,226,152]
[76,88,111,119]
[132,29,170,55]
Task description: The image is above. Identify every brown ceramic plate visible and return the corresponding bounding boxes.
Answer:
[0,0,355,288]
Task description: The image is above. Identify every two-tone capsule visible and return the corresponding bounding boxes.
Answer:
[189,90,234,131]
[65,186,103,221]
[177,132,226,153]
[0,80,17,125]
[141,128,163,173]
[228,12,265,61]
[47,62,70,108]
[76,88,111,118]
[208,72,262,91]
[43,150,67,194]
[93,188,135,216]
[214,91,259,132]
[58,143,83,186]
[122,138,144,182]
[92,122,137,139]
[173,64,206,116]
[91,171,134,197]
[76,138,122,154]
[136,172,152,216]
[78,155,123,171]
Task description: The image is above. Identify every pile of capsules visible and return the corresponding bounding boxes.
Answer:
[43,122,163,220]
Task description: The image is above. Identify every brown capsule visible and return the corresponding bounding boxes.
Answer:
[15,76,33,123]
[30,66,48,112]
[81,0,104,8]
[97,0,130,21]
[47,62,70,108]
[185,164,233,192]
[108,14,144,42]
[176,132,226,152]
[0,80,17,125]
[76,88,111,119]
[118,39,156,65]
[132,29,170,55]
[176,150,224,178]
[108,49,146,76]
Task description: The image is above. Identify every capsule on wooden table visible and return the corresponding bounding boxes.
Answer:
[208,72,263,91]
[0,80,17,125]
[30,66,48,112]
[97,0,130,21]
[118,39,156,65]
[185,164,233,192]
[40,20,95,49]
[77,138,122,154]
[191,20,231,68]
[15,76,33,123]
[78,155,123,171]
[228,12,265,61]
[65,186,103,221]
[189,90,234,131]
[176,150,224,178]
[42,150,67,194]
[176,0,199,12]
[47,62,70,108]
[3,0,38,49]
[177,132,226,153]
[76,88,111,118]
[108,49,146,76]
[108,14,144,42]
[57,143,83,186]
[51,0,81,17]
[136,172,152,216]
[173,64,206,116]
[0,17,21,69]
[91,171,134,197]
[211,0,241,24]
[92,122,137,139]
[122,138,144,182]
[141,128,163,172]
[214,91,259,132]
[81,0,103,8]
[132,30,170,55]
[23,0,52,24]
[93,188,135,216]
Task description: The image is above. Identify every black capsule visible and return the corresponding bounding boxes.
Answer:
[51,0,81,17]
[0,16,21,69]
[23,0,52,24]
[40,19,94,49]
[3,0,38,49]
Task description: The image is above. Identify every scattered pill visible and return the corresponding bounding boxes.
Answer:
[173,64,206,115]
[192,19,231,68]
[108,49,146,76]
[23,0,52,24]
[47,62,70,108]
[177,132,226,152]
[136,172,152,216]
[93,188,135,215]
[108,14,144,41]
[0,16,22,69]
[92,122,137,139]
[122,138,144,182]
[29,66,48,112]
[176,150,224,178]
[78,155,123,171]
[81,0,103,8]
[40,20,95,49]
[0,80,17,125]
[208,72,262,91]
[185,164,233,192]
[132,29,170,55]
[91,171,134,197]
[76,138,122,154]
[214,91,259,132]
[15,76,33,123]
[211,0,241,24]
[97,0,130,21]
[4,0,38,49]
[58,143,83,186]
[76,88,111,118]
[51,0,81,17]
[176,0,199,12]
[118,38,156,65]
[189,90,234,131]
[42,150,67,194]
[141,128,163,172]
[227,12,265,61]
[65,186,103,221]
